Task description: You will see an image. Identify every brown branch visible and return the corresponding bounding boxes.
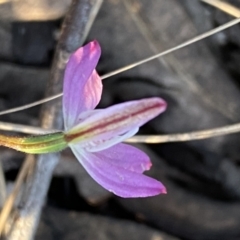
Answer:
[0,0,103,239]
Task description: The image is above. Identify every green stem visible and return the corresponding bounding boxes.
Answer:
[0,132,68,154]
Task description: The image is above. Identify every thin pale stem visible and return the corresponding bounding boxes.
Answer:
[126,123,240,143]
[0,93,63,117]
[201,0,240,17]
[0,17,239,116]
[0,121,240,144]
[100,17,239,79]
[0,121,52,135]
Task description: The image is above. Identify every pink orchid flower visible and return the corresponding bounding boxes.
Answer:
[63,40,167,198]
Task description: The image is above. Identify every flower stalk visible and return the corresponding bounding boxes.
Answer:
[0,132,67,154]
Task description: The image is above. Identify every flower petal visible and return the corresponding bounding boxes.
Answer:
[63,40,102,130]
[86,127,139,152]
[70,145,166,198]
[65,97,167,147]
[94,143,151,173]
[75,109,103,125]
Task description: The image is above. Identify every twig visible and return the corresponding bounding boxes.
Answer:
[0,17,239,116]
[201,0,240,17]
[1,0,103,239]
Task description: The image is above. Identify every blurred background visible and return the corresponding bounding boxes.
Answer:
[1,0,240,239]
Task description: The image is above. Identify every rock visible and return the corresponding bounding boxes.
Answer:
[0,19,58,65]
[54,149,111,204]
[0,21,12,61]
[0,149,24,172]
[12,21,59,65]
[0,63,49,122]
[36,207,179,240]
[116,144,240,240]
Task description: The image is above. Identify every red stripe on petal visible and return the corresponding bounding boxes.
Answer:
[65,98,166,143]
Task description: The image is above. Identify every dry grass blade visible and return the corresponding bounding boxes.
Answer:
[98,18,240,79]
[0,121,54,135]
[0,155,34,236]
[0,93,63,117]
[0,17,239,116]
[201,0,240,17]
[126,123,240,143]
